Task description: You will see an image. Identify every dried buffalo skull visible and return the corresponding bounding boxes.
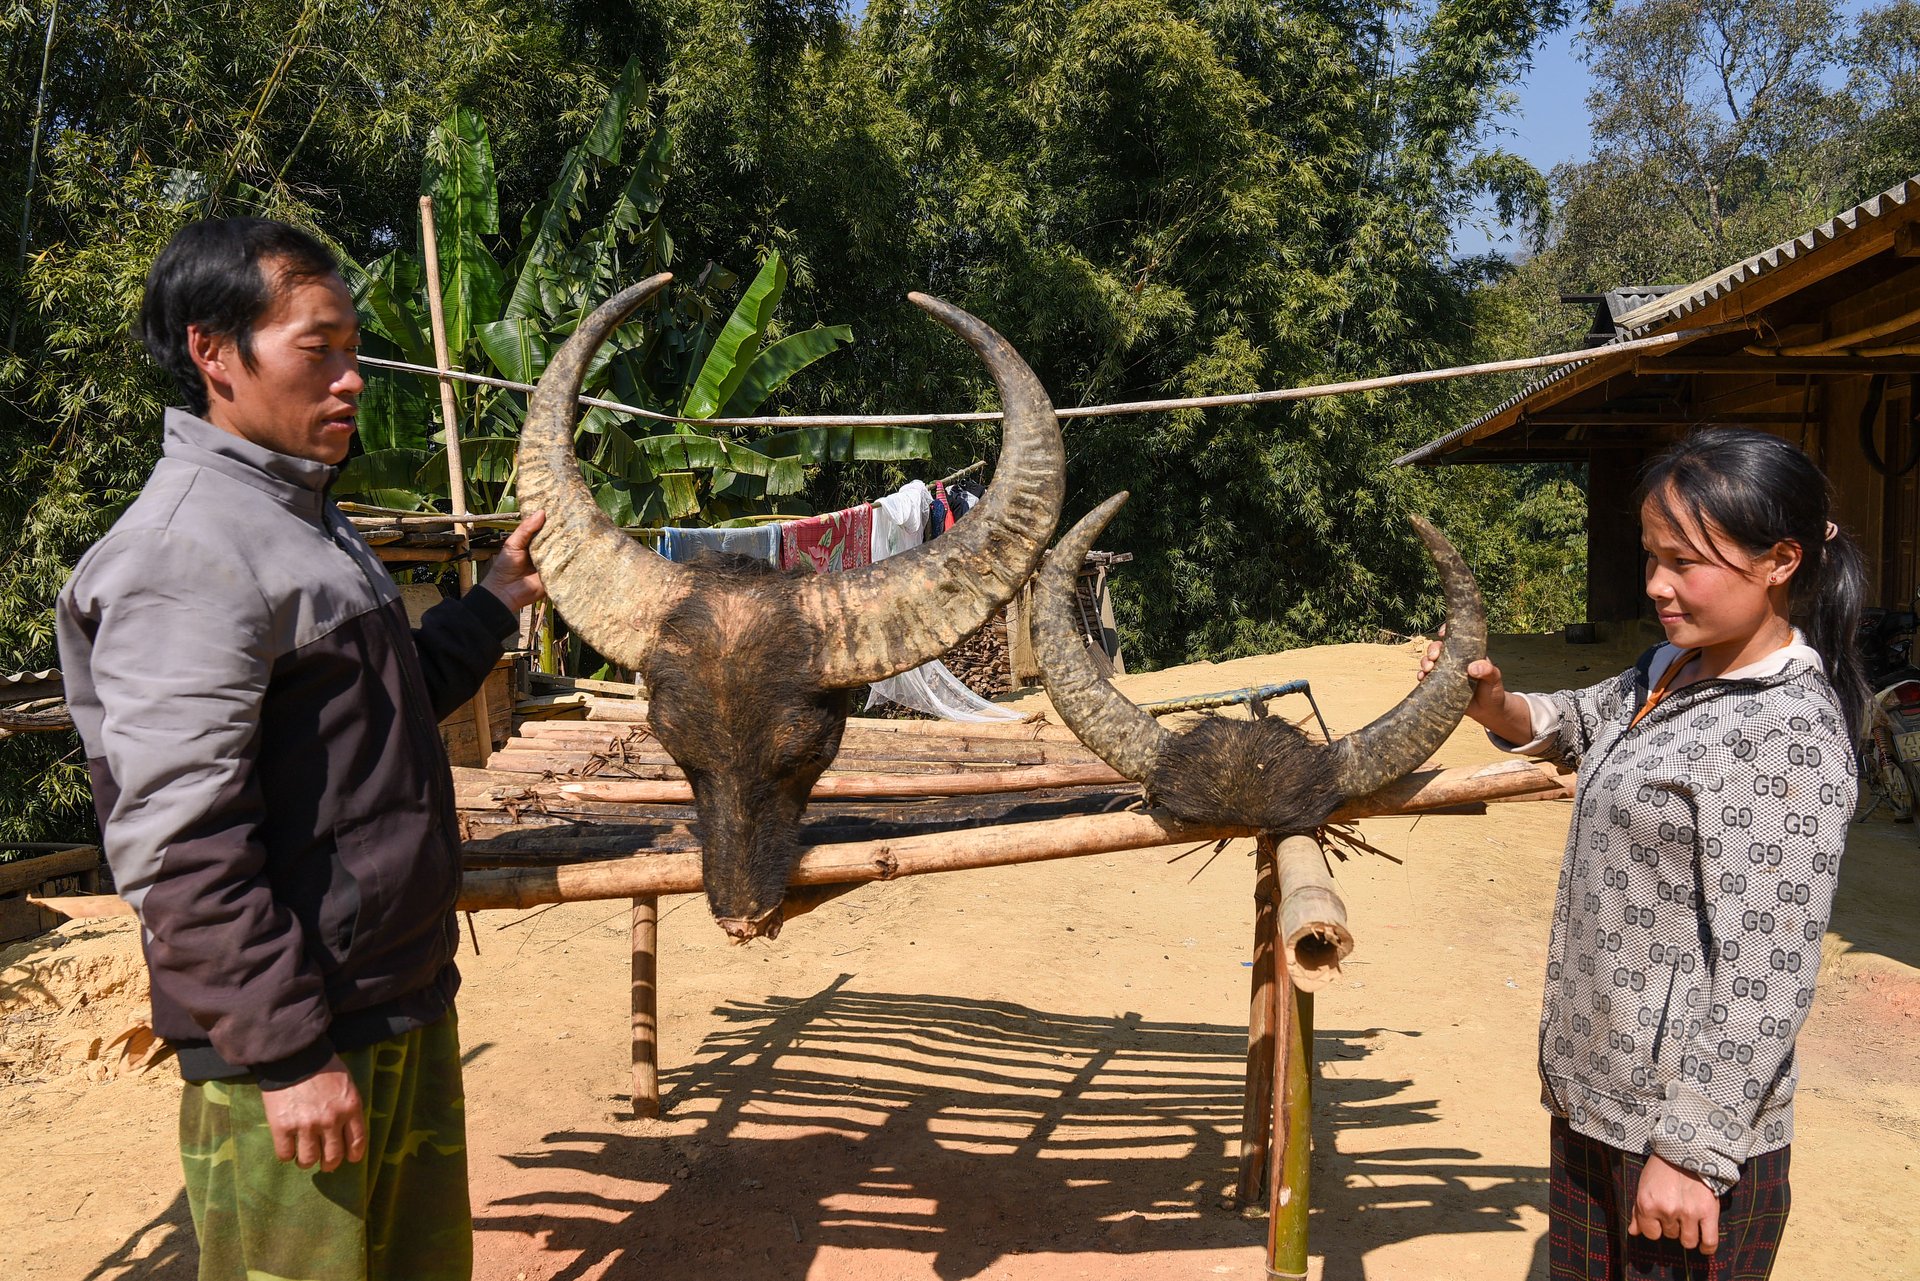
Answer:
[1031,494,1487,831]
[517,274,1065,939]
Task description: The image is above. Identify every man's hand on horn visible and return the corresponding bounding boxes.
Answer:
[480,510,547,612]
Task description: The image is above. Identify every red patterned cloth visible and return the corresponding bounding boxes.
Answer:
[1549,1118,1790,1280]
[779,504,874,574]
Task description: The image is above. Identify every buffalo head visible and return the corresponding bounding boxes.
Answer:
[1031,494,1487,831]
[517,275,1065,939]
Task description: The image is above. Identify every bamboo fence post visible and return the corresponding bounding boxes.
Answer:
[630,894,660,1118]
[419,195,494,764]
[1236,834,1280,1206]
[1267,952,1314,1280]
[1265,833,1337,1275]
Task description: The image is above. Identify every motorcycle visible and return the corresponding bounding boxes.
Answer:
[1859,601,1920,823]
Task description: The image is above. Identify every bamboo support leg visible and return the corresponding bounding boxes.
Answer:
[630,895,659,1118]
[1236,835,1279,1206]
[1266,970,1313,1280]
[1266,833,1333,1278]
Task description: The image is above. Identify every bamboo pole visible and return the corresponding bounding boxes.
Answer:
[631,895,659,1118]
[1330,759,1568,820]
[503,763,1126,806]
[581,697,1074,742]
[1267,958,1313,1280]
[356,318,1756,430]
[32,758,1572,922]
[1274,835,1352,990]
[419,195,495,764]
[455,809,1236,911]
[1236,835,1280,1207]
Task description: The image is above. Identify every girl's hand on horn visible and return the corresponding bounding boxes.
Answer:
[1418,626,1526,738]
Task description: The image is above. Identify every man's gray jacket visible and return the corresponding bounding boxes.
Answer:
[56,409,516,1087]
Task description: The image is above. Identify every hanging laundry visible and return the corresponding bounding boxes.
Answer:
[946,479,984,522]
[657,524,782,566]
[871,480,931,559]
[863,479,1021,723]
[927,485,950,538]
[780,504,874,574]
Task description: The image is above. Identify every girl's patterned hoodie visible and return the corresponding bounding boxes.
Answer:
[1497,634,1855,1192]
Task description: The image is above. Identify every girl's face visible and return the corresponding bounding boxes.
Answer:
[1640,489,1799,654]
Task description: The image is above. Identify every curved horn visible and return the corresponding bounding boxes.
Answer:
[516,274,688,672]
[1031,493,1170,781]
[1330,515,1487,796]
[796,294,1065,687]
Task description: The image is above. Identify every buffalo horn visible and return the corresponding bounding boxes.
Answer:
[1033,504,1487,803]
[515,274,689,672]
[1030,493,1171,781]
[1328,515,1487,797]
[798,293,1066,688]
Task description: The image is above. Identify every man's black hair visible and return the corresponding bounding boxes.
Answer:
[139,218,340,416]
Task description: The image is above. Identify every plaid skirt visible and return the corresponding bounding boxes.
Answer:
[1549,1117,1790,1281]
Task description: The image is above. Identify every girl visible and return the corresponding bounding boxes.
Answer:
[1422,429,1865,1280]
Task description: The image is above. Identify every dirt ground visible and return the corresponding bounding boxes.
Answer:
[4,633,1917,1280]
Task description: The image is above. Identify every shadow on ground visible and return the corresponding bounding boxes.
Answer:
[476,975,1549,1279]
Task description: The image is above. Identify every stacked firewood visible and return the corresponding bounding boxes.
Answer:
[943,609,1014,698]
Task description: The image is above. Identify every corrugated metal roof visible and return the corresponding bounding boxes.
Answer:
[1395,173,1920,466]
[1,670,61,698]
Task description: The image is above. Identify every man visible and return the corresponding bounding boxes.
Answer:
[56,217,545,1280]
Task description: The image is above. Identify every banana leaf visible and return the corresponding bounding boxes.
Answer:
[720,325,854,417]
[505,58,645,321]
[349,253,432,367]
[680,253,786,419]
[477,316,552,384]
[423,108,504,355]
[755,425,935,463]
[335,448,436,506]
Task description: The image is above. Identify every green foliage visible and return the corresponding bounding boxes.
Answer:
[338,89,899,526]
[1529,0,1919,291]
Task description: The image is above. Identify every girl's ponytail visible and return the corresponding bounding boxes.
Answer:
[1805,526,1870,745]
[1639,429,1869,744]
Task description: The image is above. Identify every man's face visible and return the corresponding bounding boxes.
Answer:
[192,262,363,465]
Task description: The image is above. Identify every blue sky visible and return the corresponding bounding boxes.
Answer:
[1451,24,1595,258]
[1454,3,1878,258]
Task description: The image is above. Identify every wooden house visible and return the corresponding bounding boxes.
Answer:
[1399,175,1920,624]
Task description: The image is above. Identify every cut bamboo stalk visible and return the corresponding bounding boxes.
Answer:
[496,732,1075,767]
[631,895,659,1118]
[420,194,494,762]
[1236,835,1280,1207]
[455,809,1239,911]
[1274,835,1351,990]
[583,697,1074,741]
[513,722,1097,762]
[1331,758,1568,820]
[526,763,1126,805]
[481,749,1036,778]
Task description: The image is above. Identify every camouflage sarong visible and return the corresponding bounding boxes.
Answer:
[179,1011,471,1281]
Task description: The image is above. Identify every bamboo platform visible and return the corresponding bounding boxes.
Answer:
[33,696,1571,1265]
[447,701,1570,1264]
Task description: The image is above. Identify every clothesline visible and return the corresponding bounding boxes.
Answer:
[337,458,988,535]
[356,319,1756,430]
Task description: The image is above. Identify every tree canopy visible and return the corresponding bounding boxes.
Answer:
[28,0,1911,843]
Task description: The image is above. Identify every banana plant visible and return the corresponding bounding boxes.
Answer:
[337,64,928,526]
